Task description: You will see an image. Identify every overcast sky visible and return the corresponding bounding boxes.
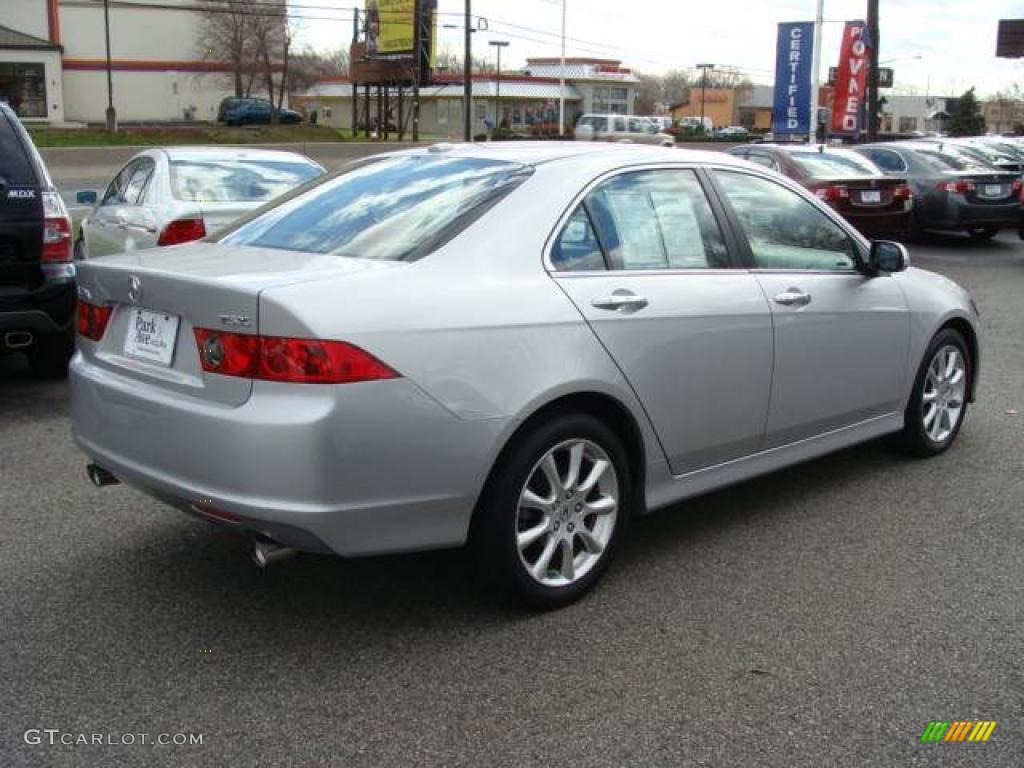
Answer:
[292,1,1023,97]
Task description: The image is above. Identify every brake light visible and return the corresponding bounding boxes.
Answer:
[814,185,849,202]
[77,300,113,341]
[893,184,913,200]
[193,329,400,384]
[157,217,206,246]
[937,180,976,194]
[41,191,72,265]
[1013,179,1022,197]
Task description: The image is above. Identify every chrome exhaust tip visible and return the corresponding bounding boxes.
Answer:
[250,535,297,568]
[5,330,33,350]
[86,463,120,487]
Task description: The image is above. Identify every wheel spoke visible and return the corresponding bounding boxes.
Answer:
[947,398,963,411]
[949,368,965,387]
[531,537,559,580]
[541,454,563,495]
[585,496,617,516]
[578,527,604,555]
[563,442,584,492]
[558,538,575,581]
[521,488,554,512]
[517,521,550,551]
[578,459,610,495]
[923,403,939,428]
[922,389,938,404]
[945,351,958,379]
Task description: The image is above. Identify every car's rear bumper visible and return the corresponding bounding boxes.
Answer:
[920,198,1022,231]
[70,353,509,557]
[0,278,76,334]
[843,208,913,237]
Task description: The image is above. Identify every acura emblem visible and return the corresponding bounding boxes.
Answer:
[127,275,143,305]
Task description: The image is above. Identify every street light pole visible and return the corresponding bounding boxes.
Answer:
[103,0,116,131]
[558,0,566,135]
[464,0,472,141]
[867,0,880,141]
[696,63,713,132]
[489,40,508,137]
[809,0,824,144]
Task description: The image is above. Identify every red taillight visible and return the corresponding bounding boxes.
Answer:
[937,180,976,194]
[77,300,113,341]
[893,184,913,200]
[814,185,849,202]
[1013,179,1022,197]
[193,329,400,384]
[41,191,72,264]
[157,217,206,247]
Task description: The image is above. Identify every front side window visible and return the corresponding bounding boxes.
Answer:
[220,155,532,262]
[715,170,858,271]
[554,169,729,272]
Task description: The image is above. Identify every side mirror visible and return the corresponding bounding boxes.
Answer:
[76,190,98,205]
[869,240,910,273]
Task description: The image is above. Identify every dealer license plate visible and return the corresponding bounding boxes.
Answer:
[983,184,1005,197]
[123,308,179,366]
[860,190,882,204]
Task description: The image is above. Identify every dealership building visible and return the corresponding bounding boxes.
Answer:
[1,0,249,123]
[296,58,640,138]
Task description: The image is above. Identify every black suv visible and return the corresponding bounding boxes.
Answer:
[0,102,75,378]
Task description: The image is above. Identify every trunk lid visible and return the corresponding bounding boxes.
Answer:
[195,201,263,239]
[807,176,909,213]
[75,242,399,405]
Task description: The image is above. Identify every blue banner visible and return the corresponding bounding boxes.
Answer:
[772,21,815,136]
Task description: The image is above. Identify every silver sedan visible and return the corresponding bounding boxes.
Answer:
[75,147,325,259]
[70,143,981,607]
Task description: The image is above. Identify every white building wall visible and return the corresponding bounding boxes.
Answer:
[58,1,208,61]
[62,69,236,123]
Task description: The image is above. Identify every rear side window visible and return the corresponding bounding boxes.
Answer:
[102,160,140,205]
[554,170,730,272]
[788,151,879,178]
[220,155,532,261]
[123,158,156,204]
[0,113,36,185]
[863,148,907,173]
[170,158,322,203]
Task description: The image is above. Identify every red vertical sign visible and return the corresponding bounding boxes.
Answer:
[830,21,870,134]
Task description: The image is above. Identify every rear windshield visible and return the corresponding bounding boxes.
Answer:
[219,155,533,261]
[913,147,991,173]
[170,157,322,203]
[788,151,879,178]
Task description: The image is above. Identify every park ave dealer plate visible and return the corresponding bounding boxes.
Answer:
[860,190,882,204]
[124,308,179,366]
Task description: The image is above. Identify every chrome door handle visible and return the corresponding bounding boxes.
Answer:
[773,289,812,307]
[592,293,649,311]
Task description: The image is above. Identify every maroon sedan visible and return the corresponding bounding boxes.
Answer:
[728,144,913,237]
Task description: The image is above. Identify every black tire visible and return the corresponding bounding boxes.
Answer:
[73,238,86,261]
[473,412,632,609]
[28,330,74,380]
[898,328,971,457]
[967,226,998,241]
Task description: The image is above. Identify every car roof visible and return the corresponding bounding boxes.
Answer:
[385,141,747,171]
[159,146,321,164]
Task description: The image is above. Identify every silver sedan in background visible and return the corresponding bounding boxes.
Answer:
[71,143,981,608]
[74,147,324,259]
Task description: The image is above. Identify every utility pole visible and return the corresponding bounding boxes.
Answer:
[352,7,359,136]
[558,0,566,135]
[696,63,713,132]
[464,0,472,141]
[866,0,880,141]
[809,0,824,144]
[103,0,116,131]
[489,40,508,135]
[412,0,422,141]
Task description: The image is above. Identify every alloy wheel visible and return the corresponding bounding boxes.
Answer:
[516,439,619,588]
[922,345,967,444]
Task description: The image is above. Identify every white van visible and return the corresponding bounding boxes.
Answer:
[574,114,675,147]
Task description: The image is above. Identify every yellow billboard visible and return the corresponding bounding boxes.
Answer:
[366,0,415,56]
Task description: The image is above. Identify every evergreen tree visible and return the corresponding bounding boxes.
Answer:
[948,87,987,136]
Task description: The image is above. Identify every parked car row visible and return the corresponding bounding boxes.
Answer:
[729,138,1023,240]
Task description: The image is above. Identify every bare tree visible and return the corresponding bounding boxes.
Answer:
[289,47,350,96]
[196,0,258,97]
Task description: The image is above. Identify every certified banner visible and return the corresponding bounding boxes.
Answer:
[772,22,815,136]
[830,20,871,134]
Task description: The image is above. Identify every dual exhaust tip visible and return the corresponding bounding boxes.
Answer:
[85,463,296,568]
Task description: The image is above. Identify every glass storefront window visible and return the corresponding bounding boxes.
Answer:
[0,63,47,118]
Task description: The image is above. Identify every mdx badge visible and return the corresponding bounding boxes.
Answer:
[7,189,36,199]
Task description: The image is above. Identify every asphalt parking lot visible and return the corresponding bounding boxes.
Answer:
[1,232,1022,768]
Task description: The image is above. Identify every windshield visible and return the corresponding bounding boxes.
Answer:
[219,155,532,261]
[788,151,880,178]
[170,157,323,203]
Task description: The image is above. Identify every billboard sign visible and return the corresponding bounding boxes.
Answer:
[365,0,436,60]
[772,21,815,136]
[830,20,871,134]
[996,19,1024,58]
